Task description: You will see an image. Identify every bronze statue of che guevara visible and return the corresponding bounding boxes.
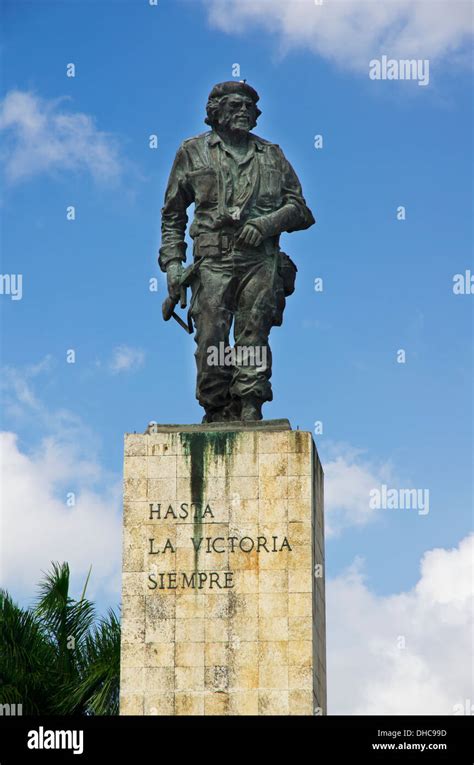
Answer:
[159,81,315,423]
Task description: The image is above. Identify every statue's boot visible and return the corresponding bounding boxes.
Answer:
[240,396,263,422]
[223,398,241,421]
[202,408,230,424]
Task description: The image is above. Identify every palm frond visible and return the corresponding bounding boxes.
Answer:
[0,565,121,715]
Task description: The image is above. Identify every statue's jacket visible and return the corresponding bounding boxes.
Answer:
[159,130,315,271]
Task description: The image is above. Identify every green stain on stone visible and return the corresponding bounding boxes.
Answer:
[179,431,238,572]
[293,430,305,453]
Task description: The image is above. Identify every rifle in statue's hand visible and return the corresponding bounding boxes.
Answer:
[162,261,200,334]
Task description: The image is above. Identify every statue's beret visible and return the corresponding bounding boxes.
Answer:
[207,81,260,104]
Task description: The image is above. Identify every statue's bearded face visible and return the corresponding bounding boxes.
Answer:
[216,94,257,134]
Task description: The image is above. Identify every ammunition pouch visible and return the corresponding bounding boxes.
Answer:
[279,251,297,296]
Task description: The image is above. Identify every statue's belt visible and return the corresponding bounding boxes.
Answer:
[193,230,276,258]
[194,230,236,257]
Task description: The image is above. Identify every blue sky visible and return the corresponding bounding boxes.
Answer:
[1,0,472,714]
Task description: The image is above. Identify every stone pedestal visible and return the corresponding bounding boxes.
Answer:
[119,421,326,716]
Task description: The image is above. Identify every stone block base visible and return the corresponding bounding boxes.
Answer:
[119,423,326,715]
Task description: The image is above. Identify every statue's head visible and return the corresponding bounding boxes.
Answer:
[205,81,261,135]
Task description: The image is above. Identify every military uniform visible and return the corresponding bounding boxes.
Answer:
[159,129,315,419]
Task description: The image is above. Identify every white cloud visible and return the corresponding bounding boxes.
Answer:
[1,361,101,451]
[324,444,394,536]
[327,534,474,714]
[0,90,123,185]
[204,0,473,72]
[0,431,122,605]
[109,345,145,374]
[0,361,122,605]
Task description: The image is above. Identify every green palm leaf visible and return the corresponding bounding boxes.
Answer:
[0,563,121,715]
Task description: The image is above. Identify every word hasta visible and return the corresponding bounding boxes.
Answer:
[149,502,214,520]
